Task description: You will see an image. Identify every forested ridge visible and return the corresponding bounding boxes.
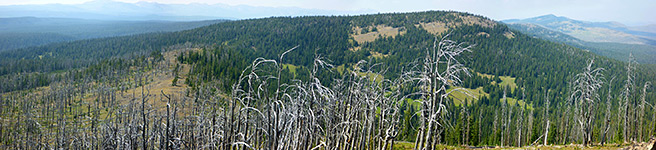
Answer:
[0,18,228,51]
[0,11,655,149]
[506,23,656,64]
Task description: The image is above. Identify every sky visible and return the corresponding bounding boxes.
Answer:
[1,0,654,25]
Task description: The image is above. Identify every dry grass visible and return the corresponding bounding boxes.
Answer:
[416,22,448,35]
[392,141,631,150]
[117,49,192,110]
[477,32,491,38]
[503,31,515,39]
[369,51,389,59]
[350,13,496,45]
[351,25,407,44]
[393,141,466,150]
[451,13,497,28]
[76,49,193,114]
[348,46,362,52]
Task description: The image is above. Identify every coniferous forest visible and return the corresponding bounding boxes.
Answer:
[0,11,655,149]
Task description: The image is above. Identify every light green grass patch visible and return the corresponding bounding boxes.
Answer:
[497,76,517,90]
[282,64,299,74]
[336,64,346,75]
[504,97,533,110]
[393,141,465,150]
[447,86,488,106]
[356,71,384,83]
[477,73,518,90]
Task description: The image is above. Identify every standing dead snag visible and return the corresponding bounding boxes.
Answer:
[517,87,525,147]
[638,81,650,142]
[602,77,615,146]
[570,59,604,146]
[621,53,637,143]
[412,35,474,150]
[501,89,507,147]
[544,89,550,146]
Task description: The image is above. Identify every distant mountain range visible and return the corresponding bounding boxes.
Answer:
[0,17,226,51]
[504,14,656,45]
[504,14,656,64]
[0,0,371,21]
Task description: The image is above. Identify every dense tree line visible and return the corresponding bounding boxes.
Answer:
[0,11,655,149]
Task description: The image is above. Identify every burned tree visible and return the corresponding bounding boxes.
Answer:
[412,36,473,150]
[601,77,615,146]
[621,53,637,143]
[570,59,604,146]
[638,81,651,142]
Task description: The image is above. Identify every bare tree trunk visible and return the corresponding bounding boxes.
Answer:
[623,53,637,144]
[518,88,525,147]
[501,88,507,147]
[570,59,604,146]
[602,77,615,146]
[544,90,550,146]
[639,82,650,142]
[478,110,483,145]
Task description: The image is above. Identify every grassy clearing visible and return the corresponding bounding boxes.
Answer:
[351,25,406,44]
[336,64,346,75]
[497,76,517,90]
[356,71,384,83]
[477,73,517,90]
[369,51,389,59]
[416,22,448,35]
[447,86,488,106]
[393,141,466,150]
[505,97,533,110]
[282,63,299,74]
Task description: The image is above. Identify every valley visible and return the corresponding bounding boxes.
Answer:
[504,14,656,64]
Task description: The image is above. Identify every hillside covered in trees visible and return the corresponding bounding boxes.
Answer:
[0,11,655,149]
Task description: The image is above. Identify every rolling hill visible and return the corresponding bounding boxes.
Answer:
[506,22,656,64]
[503,14,656,45]
[0,11,654,149]
[0,17,227,51]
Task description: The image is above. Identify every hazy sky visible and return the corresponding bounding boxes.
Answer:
[2,0,654,25]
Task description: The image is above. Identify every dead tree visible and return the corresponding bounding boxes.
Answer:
[527,100,534,146]
[638,82,651,142]
[412,36,473,150]
[570,59,604,146]
[501,89,507,147]
[601,77,615,146]
[621,53,637,143]
[493,109,499,143]
[544,89,550,146]
[517,89,525,147]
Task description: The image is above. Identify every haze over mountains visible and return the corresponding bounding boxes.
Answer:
[0,0,373,51]
[3,0,656,64]
[0,0,371,21]
[0,18,226,51]
[504,14,656,64]
[504,14,656,45]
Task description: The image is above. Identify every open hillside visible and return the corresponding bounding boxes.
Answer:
[507,22,656,64]
[0,11,655,149]
[503,14,656,45]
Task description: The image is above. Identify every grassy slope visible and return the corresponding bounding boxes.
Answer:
[449,73,531,109]
[2,49,193,127]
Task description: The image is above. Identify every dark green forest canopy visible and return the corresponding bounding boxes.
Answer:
[0,10,653,101]
[1,10,655,148]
